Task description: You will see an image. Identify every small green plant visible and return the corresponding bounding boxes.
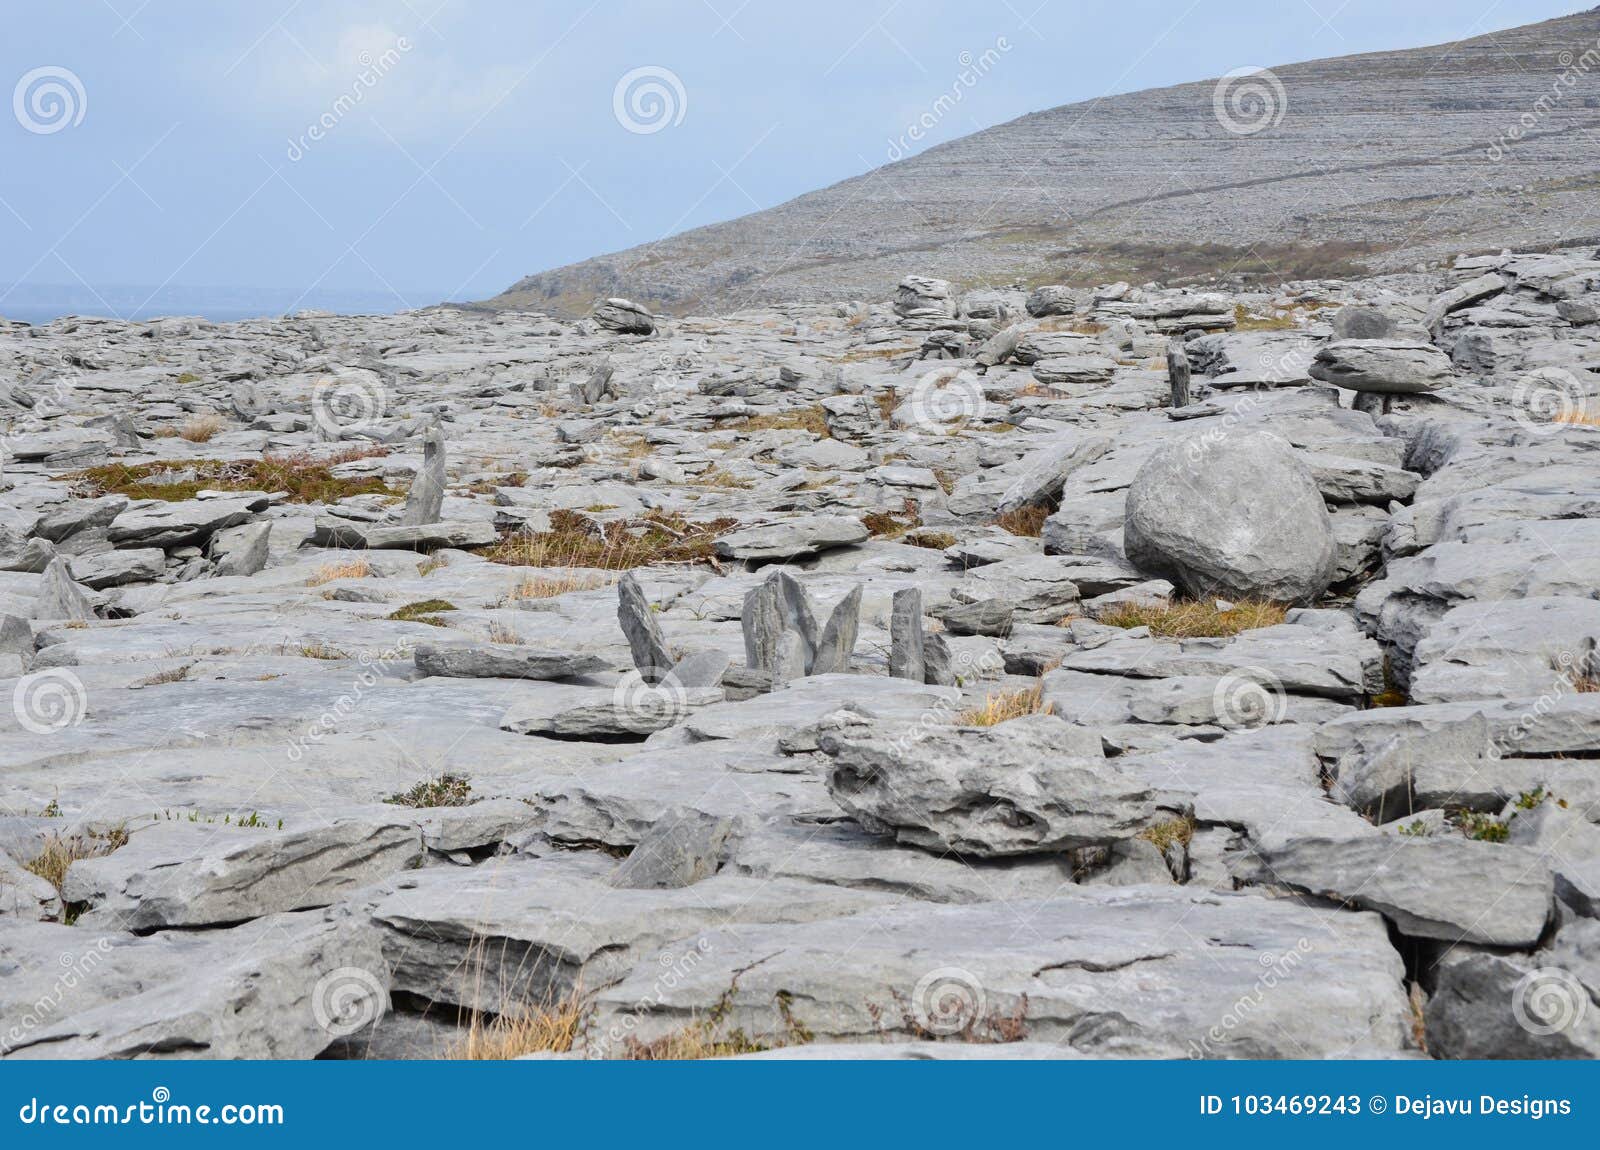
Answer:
[1397,819,1430,837]
[388,599,458,626]
[386,773,472,808]
[1450,810,1509,843]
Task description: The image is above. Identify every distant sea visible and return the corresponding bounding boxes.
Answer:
[0,285,455,326]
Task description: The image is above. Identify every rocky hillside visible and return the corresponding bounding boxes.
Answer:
[489,10,1600,316]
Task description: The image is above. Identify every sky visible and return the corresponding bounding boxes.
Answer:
[0,0,1589,318]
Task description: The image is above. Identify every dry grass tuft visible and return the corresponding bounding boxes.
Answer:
[1097,598,1286,638]
[904,530,957,550]
[957,683,1052,726]
[993,505,1050,537]
[72,448,394,505]
[386,773,472,808]
[506,571,607,601]
[861,500,921,540]
[1139,815,1195,854]
[306,558,373,586]
[690,467,753,490]
[872,389,899,422]
[486,620,523,645]
[448,991,587,1059]
[296,641,350,660]
[478,509,735,571]
[1555,409,1600,427]
[26,826,130,903]
[178,413,226,442]
[722,406,831,437]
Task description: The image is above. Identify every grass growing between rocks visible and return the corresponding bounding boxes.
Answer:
[722,406,831,437]
[387,600,457,626]
[993,505,1050,537]
[1139,814,1195,853]
[904,530,957,550]
[71,448,394,504]
[26,826,130,920]
[504,572,608,602]
[958,683,1052,726]
[477,510,737,571]
[861,501,921,539]
[385,773,473,808]
[448,991,587,1059]
[307,559,373,586]
[178,413,226,442]
[1096,598,1287,638]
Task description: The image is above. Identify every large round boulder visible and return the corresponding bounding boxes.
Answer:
[1123,429,1336,604]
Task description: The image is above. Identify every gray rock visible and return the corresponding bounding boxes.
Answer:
[34,557,94,622]
[608,810,742,889]
[209,521,271,577]
[923,630,957,686]
[588,888,1410,1057]
[820,712,1180,857]
[305,519,498,550]
[593,297,655,335]
[1124,430,1337,604]
[71,548,165,590]
[1309,339,1455,394]
[714,516,868,561]
[1331,306,1397,340]
[414,642,610,680]
[888,587,925,681]
[1237,834,1553,947]
[811,584,861,675]
[617,571,674,682]
[107,498,258,549]
[399,425,446,526]
[64,819,424,931]
[0,912,389,1059]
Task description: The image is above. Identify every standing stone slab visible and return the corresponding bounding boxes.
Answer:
[889,587,925,682]
[400,425,446,526]
[617,572,674,683]
[811,585,862,675]
[34,557,94,622]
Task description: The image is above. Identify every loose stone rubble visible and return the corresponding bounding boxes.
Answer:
[4,246,1600,1060]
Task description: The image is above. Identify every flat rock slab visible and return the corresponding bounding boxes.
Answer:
[367,856,897,1018]
[682,673,961,750]
[714,516,868,561]
[64,817,424,931]
[414,642,611,681]
[586,888,1411,1058]
[0,911,387,1059]
[821,712,1183,857]
[107,499,259,549]
[307,519,498,550]
[1237,834,1554,947]
[499,682,724,738]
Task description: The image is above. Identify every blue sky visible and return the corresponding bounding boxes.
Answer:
[0,0,1586,313]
